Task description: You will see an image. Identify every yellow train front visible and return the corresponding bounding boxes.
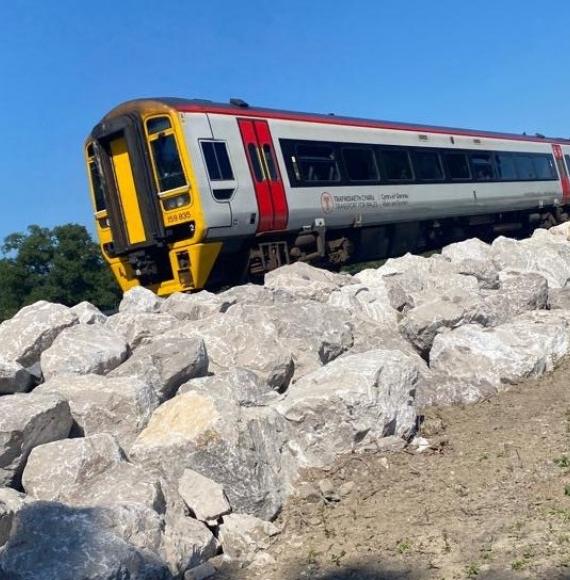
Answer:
[86,98,570,296]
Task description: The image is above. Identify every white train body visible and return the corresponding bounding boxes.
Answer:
[86,99,570,294]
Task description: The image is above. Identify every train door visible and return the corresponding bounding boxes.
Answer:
[552,144,570,203]
[237,119,288,232]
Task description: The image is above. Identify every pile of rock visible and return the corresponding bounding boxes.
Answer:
[2,224,570,578]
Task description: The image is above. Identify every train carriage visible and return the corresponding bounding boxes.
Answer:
[85,98,570,295]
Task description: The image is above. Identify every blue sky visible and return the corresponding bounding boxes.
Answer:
[1,0,570,243]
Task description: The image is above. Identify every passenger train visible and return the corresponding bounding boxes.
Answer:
[85,98,570,295]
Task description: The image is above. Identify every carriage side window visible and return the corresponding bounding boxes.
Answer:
[515,155,537,180]
[342,147,379,182]
[532,154,557,180]
[380,149,414,181]
[565,155,570,175]
[201,141,234,181]
[414,150,444,181]
[444,152,470,180]
[296,143,340,183]
[146,117,187,192]
[495,153,517,180]
[470,153,495,181]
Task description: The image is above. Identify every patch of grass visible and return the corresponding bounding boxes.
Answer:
[511,559,527,571]
[554,455,570,469]
[564,484,570,497]
[396,539,411,555]
[548,507,570,522]
[478,452,489,461]
[306,548,319,565]
[465,562,480,577]
[330,550,346,567]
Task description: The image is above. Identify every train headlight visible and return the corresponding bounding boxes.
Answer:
[162,193,190,211]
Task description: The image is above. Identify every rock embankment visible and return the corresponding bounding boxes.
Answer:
[2,225,570,578]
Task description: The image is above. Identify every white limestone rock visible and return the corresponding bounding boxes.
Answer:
[0,488,32,547]
[0,358,33,394]
[119,286,163,313]
[131,384,296,520]
[0,301,77,368]
[162,305,295,391]
[162,516,218,576]
[264,261,354,302]
[441,238,493,263]
[110,336,208,402]
[327,283,399,327]
[430,311,570,392]
[40,323,129,380]
[276,349,420,468]
[70,301,107,324]
[161,290,234,321]
[219,513,280,563]
[106,310,180,349]
[0,501,171,580]
[22,433,124,502]
[178,468,231,522]
[0,393,72,487]
[491,235,570,288]
[34,374,159,449]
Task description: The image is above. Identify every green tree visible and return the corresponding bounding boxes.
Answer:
[0,224,121,321]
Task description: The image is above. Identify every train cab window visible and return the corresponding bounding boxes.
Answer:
[414,151,444,181]
[296,143,340,183]
[470,153,495,181]
[495,153,517,180]
[380,149,413,181]
[533,154,557,180]
[88,159,106,212]
[201,141,234,181]
[444,153,471,180]
[342,147,379,182]
[515,155,537,180]
[146,117,187,192]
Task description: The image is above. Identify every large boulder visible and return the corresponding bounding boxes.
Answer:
[499,271,548,313]
[161,306,295,391]
[276,349,420,468]
[0,502,171,580]
[34,374,159,449]
[441,238,493,262]
[22,433,124,502]
[0,393,72,487]
[70,301,107,324]
[219,513,280,564]
[0,488,31,547]
[160,290,234,321]
[119,286,163,314]
[40,323,129,380]
[264,261,354,302]
[106,311,180,349]
[217,284,281,307]
[162,516,218,576]
[109,336,208,403]
[178,468,231,523]
[0,301,77,369]
[130,380,297,520]
[429,311,570,394]
[548,287,570,310]
[178,369,278,407]
[491,236,570,288]
[327,283,399,327]
[0,358,33,395]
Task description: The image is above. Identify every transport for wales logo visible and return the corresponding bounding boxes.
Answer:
[321,191,335,214]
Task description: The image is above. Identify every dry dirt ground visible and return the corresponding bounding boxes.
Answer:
[218,357,570,580]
